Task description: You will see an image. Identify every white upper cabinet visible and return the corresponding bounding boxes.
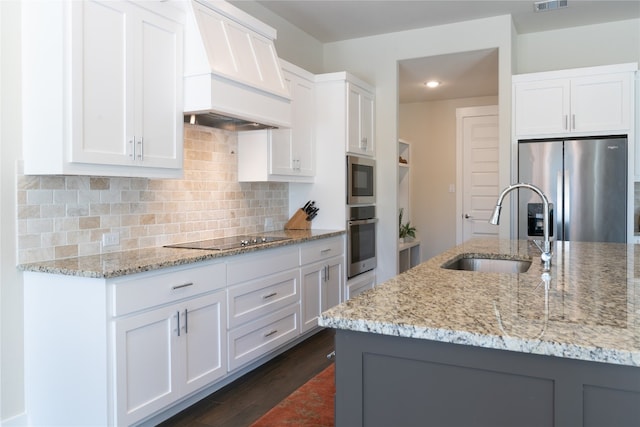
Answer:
[347,83,375,156]
[513,79,570,137]
[22,0,184,178]
[238,61,315,182]
[314,72,375,159]
[571,74,631,134]
[513,63,636,139]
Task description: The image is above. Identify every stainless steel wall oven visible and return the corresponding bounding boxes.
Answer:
[347,205,377,278]
[347,155,375,205]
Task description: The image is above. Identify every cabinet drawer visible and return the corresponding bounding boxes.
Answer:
[227,304,299,371]
[346,271,375,300]
[300,236,344,265]
[113,262,226,316]
[227,269,299,328]
[227,245,299,285]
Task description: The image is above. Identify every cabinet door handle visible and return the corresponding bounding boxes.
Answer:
[571,114,576,130]
[320,248,332,254]
[263,292,278,299]
[137,137,144,161]
[264,329,278,338]
[172,282,194,290]
[129,139,135,159]
[327,265,330,281]
[184,309,188,334]
[564,115,568,130]
[176,310,180,336]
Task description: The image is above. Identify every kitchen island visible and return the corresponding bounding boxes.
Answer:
[319,238,640,427]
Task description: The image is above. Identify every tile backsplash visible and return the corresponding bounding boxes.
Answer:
[17,125,289,264]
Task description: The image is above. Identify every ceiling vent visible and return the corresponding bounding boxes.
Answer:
[534,0,568,12]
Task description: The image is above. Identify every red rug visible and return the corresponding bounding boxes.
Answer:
[250,364,335,427]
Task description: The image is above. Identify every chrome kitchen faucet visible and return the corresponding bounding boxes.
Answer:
[489,183,552,270]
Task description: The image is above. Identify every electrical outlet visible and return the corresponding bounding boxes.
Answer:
[102,232,120,247]
[264,217,274,231]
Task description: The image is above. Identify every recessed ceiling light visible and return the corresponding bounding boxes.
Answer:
[425,80,440,88]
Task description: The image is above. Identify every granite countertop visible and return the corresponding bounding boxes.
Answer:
[320,238,640,367]
[18,229,344,279]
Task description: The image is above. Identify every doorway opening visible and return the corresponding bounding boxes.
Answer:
[398,48,499,260]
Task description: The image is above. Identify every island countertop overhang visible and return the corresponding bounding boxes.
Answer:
[319,238,640,367]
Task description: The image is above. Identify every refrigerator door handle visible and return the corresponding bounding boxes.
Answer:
[564,169,570,240]
[556,171,563,241]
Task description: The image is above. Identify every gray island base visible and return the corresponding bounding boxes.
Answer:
[335,329,640,427]
[320,239,640,427]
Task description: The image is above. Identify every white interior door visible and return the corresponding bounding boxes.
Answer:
[456,106,499,243]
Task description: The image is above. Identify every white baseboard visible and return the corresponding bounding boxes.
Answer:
[2,412,28,427]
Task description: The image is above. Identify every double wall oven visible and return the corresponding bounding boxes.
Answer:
[347,205,377,278]
[346,155,377,279]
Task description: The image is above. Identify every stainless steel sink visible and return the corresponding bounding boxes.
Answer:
[442,255,532,273]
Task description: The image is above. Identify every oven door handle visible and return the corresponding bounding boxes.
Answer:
[348,218,378,226]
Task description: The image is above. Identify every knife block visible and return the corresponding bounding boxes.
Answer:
[285,209,311,230]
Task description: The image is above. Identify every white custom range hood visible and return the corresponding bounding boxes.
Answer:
[183,0,291,130]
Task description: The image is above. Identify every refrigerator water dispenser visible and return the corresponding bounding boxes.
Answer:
[527,203,554,238]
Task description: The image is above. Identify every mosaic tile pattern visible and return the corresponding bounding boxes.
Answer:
[320,238,640,367]
[17,125,289,264]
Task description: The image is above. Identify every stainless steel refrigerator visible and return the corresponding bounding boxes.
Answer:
[518,136,627,243]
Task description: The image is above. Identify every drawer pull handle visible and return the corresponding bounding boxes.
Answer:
[172,282,194,290]
[264,329,278,338]
[263,292,278,299]
[320,248,332,254]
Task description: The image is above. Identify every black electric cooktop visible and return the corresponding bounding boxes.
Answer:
[164,235,291,251]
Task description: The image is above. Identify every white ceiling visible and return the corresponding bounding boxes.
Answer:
[235,1,639,103]
[398,48,499,103]
[254,0,639,43]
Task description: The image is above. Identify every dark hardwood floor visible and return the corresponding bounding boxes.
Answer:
[158,328,336,427]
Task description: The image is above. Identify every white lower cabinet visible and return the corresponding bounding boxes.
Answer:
[226,270,301,371]
[226,246,301,371]
[23,260,226,427]
[301,257,343,333]
[112,262,227,426]
[300,236,345,333]
[345,269,376,300]
[115,291,226,426]
[23,235,345,426]
[227,304,300,371]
